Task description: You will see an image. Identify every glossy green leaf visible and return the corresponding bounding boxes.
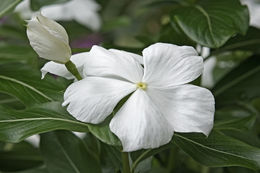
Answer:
[88,123,121,146]
[172,0,249,48]
[0,101,121,146]
[214,27,260,54]
[213,55,260,107]
[0,0,22,17]
[0,102,89,143]
[159,22,195,47]
[40,131,101,173]
[173,131,260,170]
[0,63,67,107]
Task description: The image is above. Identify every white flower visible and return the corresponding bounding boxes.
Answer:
[41,52,90,79]
[27,13,71,64]
[15,0,101,30]
[43,43,215,152]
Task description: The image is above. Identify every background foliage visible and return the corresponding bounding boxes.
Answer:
[0,0,259,173]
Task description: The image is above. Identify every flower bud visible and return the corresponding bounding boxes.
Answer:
[26,13,71,64]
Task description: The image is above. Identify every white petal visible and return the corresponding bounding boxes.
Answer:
[63,77,136,124]
[85,46,143,83]
[41,52,91,79]
[147,84,215,136]
[142,43,203,87]
[15,0,34,19]
[41,0,101,30]
[36,14,69,44]
[27,17,71,63]
[109,49,143,64]
[73,10,101,30]
[110,89,173,152]
[41,4,73,21]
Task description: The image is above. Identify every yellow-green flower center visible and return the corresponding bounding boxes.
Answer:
[136,82,147,90]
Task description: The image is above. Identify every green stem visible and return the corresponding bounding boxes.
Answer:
[121,152,131,173]
[65,60,82,80]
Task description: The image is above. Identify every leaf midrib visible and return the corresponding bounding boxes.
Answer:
[0,75,53,101]
[194,5,217,46]
[0,117,89,128]
[57,140,81,173]
[174,133,251,161]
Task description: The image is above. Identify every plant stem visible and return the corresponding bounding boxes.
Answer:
[65,60,82,80]
[121,152,131,173]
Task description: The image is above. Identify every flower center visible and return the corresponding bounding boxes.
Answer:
[136,82,147,90]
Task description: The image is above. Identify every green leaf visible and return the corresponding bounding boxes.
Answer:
[131,144,172,172]
[0,101,121,147]
[214,27,260,54]
[0,141,43,172]
[173,131,260,170]
[0,63,67,107]
[0,93,24,109]
[213,55,260,107]
[88,123,121,146]
[171,0,249,48]
[40,131,101,173]
[159,22,196,47]
[99,143,121,172]
[0,44,37,65]
[3,167,49,173]
[214,106,256,131]
[0,0,22,18]
[0,102,89,143]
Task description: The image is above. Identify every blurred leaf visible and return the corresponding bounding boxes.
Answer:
[100,143,121,172]
[213,55,260,107]
[0,63,67,107]
[171,0,249,48]
[212,51,251,85]
[222,130,260,148]
[0,141,43,172]
[3,166,49,173]
[83,133,101,160]
[0,44,37,66]
[131,144,171,172]
[0,93,24,109]
[159,22,195,46]
[214,106,256,131]
[0,0,22,17]
[40,131,101,173]
[174,131,260,170]
[214,27,260,54]
[30,0,70,11]
[0,102,89,143]
[145,0,181,7]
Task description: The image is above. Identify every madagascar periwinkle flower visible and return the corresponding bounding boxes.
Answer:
[26,13,71,64]
[42,43,215,152]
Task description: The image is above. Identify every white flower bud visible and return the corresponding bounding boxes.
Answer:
[26,13,71,64]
